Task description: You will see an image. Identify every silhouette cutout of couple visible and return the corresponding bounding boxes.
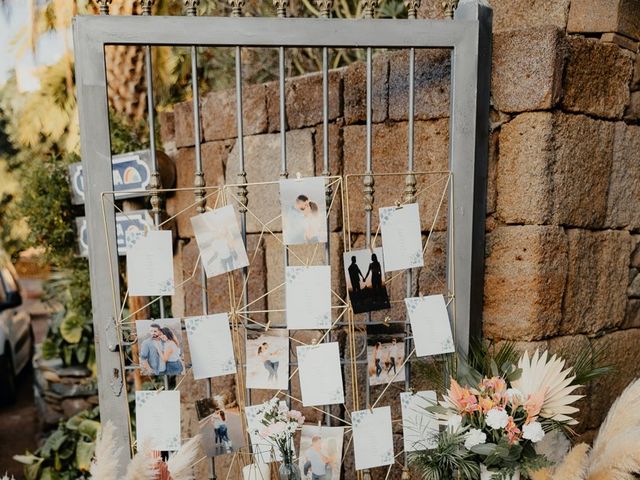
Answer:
[348,253,383,292]
[345,250,390,314]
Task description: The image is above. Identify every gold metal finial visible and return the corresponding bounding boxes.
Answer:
[363,173,375,212]
[443,0,459,18]
[95,0,112,14]
[184,0,199,16]
[403,173,417,204]
[194,172,206,213]
[237,172,248,213]
[140,0,154,15]
[316,0,333,17]
[273,0,289,17]
[361,0,378,18]
[149,172,162,217]
[404,0,420,18]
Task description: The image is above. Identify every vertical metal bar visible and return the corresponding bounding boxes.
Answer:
[185,1,214,476]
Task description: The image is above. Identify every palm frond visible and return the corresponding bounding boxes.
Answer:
[409,429,480,480]
[570,343,614,386]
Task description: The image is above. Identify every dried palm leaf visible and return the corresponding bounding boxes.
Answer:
[587,430,640,480]
[125,447,158,480]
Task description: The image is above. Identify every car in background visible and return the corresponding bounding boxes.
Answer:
[0,252,33,405]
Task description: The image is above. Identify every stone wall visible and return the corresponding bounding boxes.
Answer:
[158,0,640,476]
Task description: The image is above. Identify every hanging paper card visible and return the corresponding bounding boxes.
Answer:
[351,406,394,470]
[279,177,328,245]
[185,313,236,380]
[405,294,455,357]
[297,342,344,407]
[126,230,175,296]
[286,265,332,329]
[379,203,424,272]
[135,390,181,451]
[401,390,438,452]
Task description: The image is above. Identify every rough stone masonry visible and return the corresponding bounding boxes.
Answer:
[158,1,640,477]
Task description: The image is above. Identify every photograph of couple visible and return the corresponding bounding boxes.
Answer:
[299,425,344,480]
[367,335,406,386]
[342,247,390,314]
[191,205,250,278]
[280,177,328,245]
[196,396,245,457]
[245,330,289,390]
[136,319,185,376]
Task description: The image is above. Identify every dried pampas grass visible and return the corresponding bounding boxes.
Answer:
[166,435,203,480]
[587,431,640,480]
[125,446,158,480]
[90,421,122,480]
[553,443,590,480]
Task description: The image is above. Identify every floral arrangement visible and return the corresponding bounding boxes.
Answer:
[257,397,305,466]
[416,350,587,480]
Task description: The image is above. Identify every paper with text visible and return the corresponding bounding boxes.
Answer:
[379,203,424,272]
[185,313,236,380]
[405,294,455,357]
[297,342,344,407]
[286,265,332,329]
[135,390,181,451]
[126,230,175,296]
[351,406,394,470]
[401,390,438,452]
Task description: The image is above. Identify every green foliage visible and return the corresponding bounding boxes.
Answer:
[13,408,100,480]
[409,429,480,480]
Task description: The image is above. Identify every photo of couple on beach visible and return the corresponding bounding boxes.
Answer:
[343,247,390,314]
[245,330,289,390]
[196,396,245,457]
[136,318,185,376]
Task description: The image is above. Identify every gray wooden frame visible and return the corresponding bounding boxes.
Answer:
[73,3,491,472]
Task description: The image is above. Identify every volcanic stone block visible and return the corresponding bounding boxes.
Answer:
[491,26,565,112]
[483,225,568,341]
[201,84,269,141]
[496,112,615,228]
[343,54,389,124]
[225,129,315,234]
[343,120,449,234]
[606,123,640,229]
[388,49,451,122]
[490,0,571,32]
[165,141,228,238]
[562,37,634,119]
[173,100,202,148]
[568,0,640,40]
[560,229,631,335]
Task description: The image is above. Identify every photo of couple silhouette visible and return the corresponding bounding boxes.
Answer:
[136,318,185,376]
[342,247,390,314]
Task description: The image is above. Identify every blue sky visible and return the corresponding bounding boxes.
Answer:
[0,0,65,91]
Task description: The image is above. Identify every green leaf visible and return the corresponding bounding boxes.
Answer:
[471,443,497,456]
[78,419,101,440]
[76,440,96,472]
[42,429,67,457]
[41,337,60,360]
[59,311,84,344]
[13,453,42,465]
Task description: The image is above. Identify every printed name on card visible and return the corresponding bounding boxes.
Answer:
[286,265,332,330]
[401,390,438,452]
[405,294,455,357]
[351,406,394,470]
[126,230,175,296]
[379,203,424,272]
[185,313,236,380]
[297,342,344,407]
[136,390,181,452]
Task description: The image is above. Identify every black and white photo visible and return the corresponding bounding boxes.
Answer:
[342,247,390,314]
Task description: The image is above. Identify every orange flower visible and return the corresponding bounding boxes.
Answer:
[479,396,495,413]
[445,379,479,413]
[524,389,546,423]
[505,416,522,444]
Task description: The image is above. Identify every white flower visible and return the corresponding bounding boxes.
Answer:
[486,408,509,430]
[507,388,523,402]
[446,414,463,431]
[522,421,546,443]
[464,428,487,450]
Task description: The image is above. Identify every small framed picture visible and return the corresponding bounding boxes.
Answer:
[136,318,185,376]
[342,247,390,314]
[279,177,328,245]
[191,205,250,278]
[245,330,289,390]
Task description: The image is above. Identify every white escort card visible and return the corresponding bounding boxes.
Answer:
[379,203,424,272]
[286,265,332,330]
[297,342,344,407]
[135,390,181,451]
[405,294,455,357]
[185,313,236,380]
[401,390,438,452]
[126,230,175,296]
[191,205,250,278]
[351,406,394,470]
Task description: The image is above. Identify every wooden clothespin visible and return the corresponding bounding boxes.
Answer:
[383,316,390,326]
[295,172,302,180]
[395,200,403,210]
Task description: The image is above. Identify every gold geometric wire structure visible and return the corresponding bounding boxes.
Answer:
[97,168,453,478]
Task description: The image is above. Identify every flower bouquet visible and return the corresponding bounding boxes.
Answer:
[257,397,305,480]
[413,350,588,480]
